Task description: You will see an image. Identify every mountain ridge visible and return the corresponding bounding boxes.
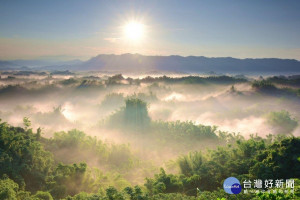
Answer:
[1,54,300,74]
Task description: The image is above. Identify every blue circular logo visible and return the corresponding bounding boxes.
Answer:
[223,177,241,194]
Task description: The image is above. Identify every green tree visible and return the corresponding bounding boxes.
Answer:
[265,111,298,134]
[124,98,151,129]
[106,186,125,200]
[32,191,53,200]
[0,177,19,200]
[23,117,31,131]
[250,137,300,179]
[145,168,182,195]
[0,120,53,192]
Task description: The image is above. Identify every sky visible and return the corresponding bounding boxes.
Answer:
[0,0,300,60]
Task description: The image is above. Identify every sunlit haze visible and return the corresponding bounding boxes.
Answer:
[0,0,300,60]
[124,21,145,42]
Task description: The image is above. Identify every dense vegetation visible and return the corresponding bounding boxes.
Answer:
[265,111,298,134]
[1,116,299,199]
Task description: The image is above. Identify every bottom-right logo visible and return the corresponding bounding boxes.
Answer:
[223,177,242,194]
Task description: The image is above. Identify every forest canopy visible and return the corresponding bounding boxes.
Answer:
[0,73,300,199]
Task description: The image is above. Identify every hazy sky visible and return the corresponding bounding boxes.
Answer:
[0,0,300,60]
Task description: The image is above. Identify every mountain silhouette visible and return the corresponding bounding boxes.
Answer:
[73,54,300,74]
[1,54,300,74]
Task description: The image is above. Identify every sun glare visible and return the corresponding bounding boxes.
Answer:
[124,21,145,41]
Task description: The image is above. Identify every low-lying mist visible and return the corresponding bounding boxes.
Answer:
[0,72,300,187]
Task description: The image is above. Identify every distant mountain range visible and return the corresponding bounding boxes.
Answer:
[1,54,300,74]
[0,59,82,70]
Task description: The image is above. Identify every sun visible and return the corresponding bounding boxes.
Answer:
[123,21,145,41]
